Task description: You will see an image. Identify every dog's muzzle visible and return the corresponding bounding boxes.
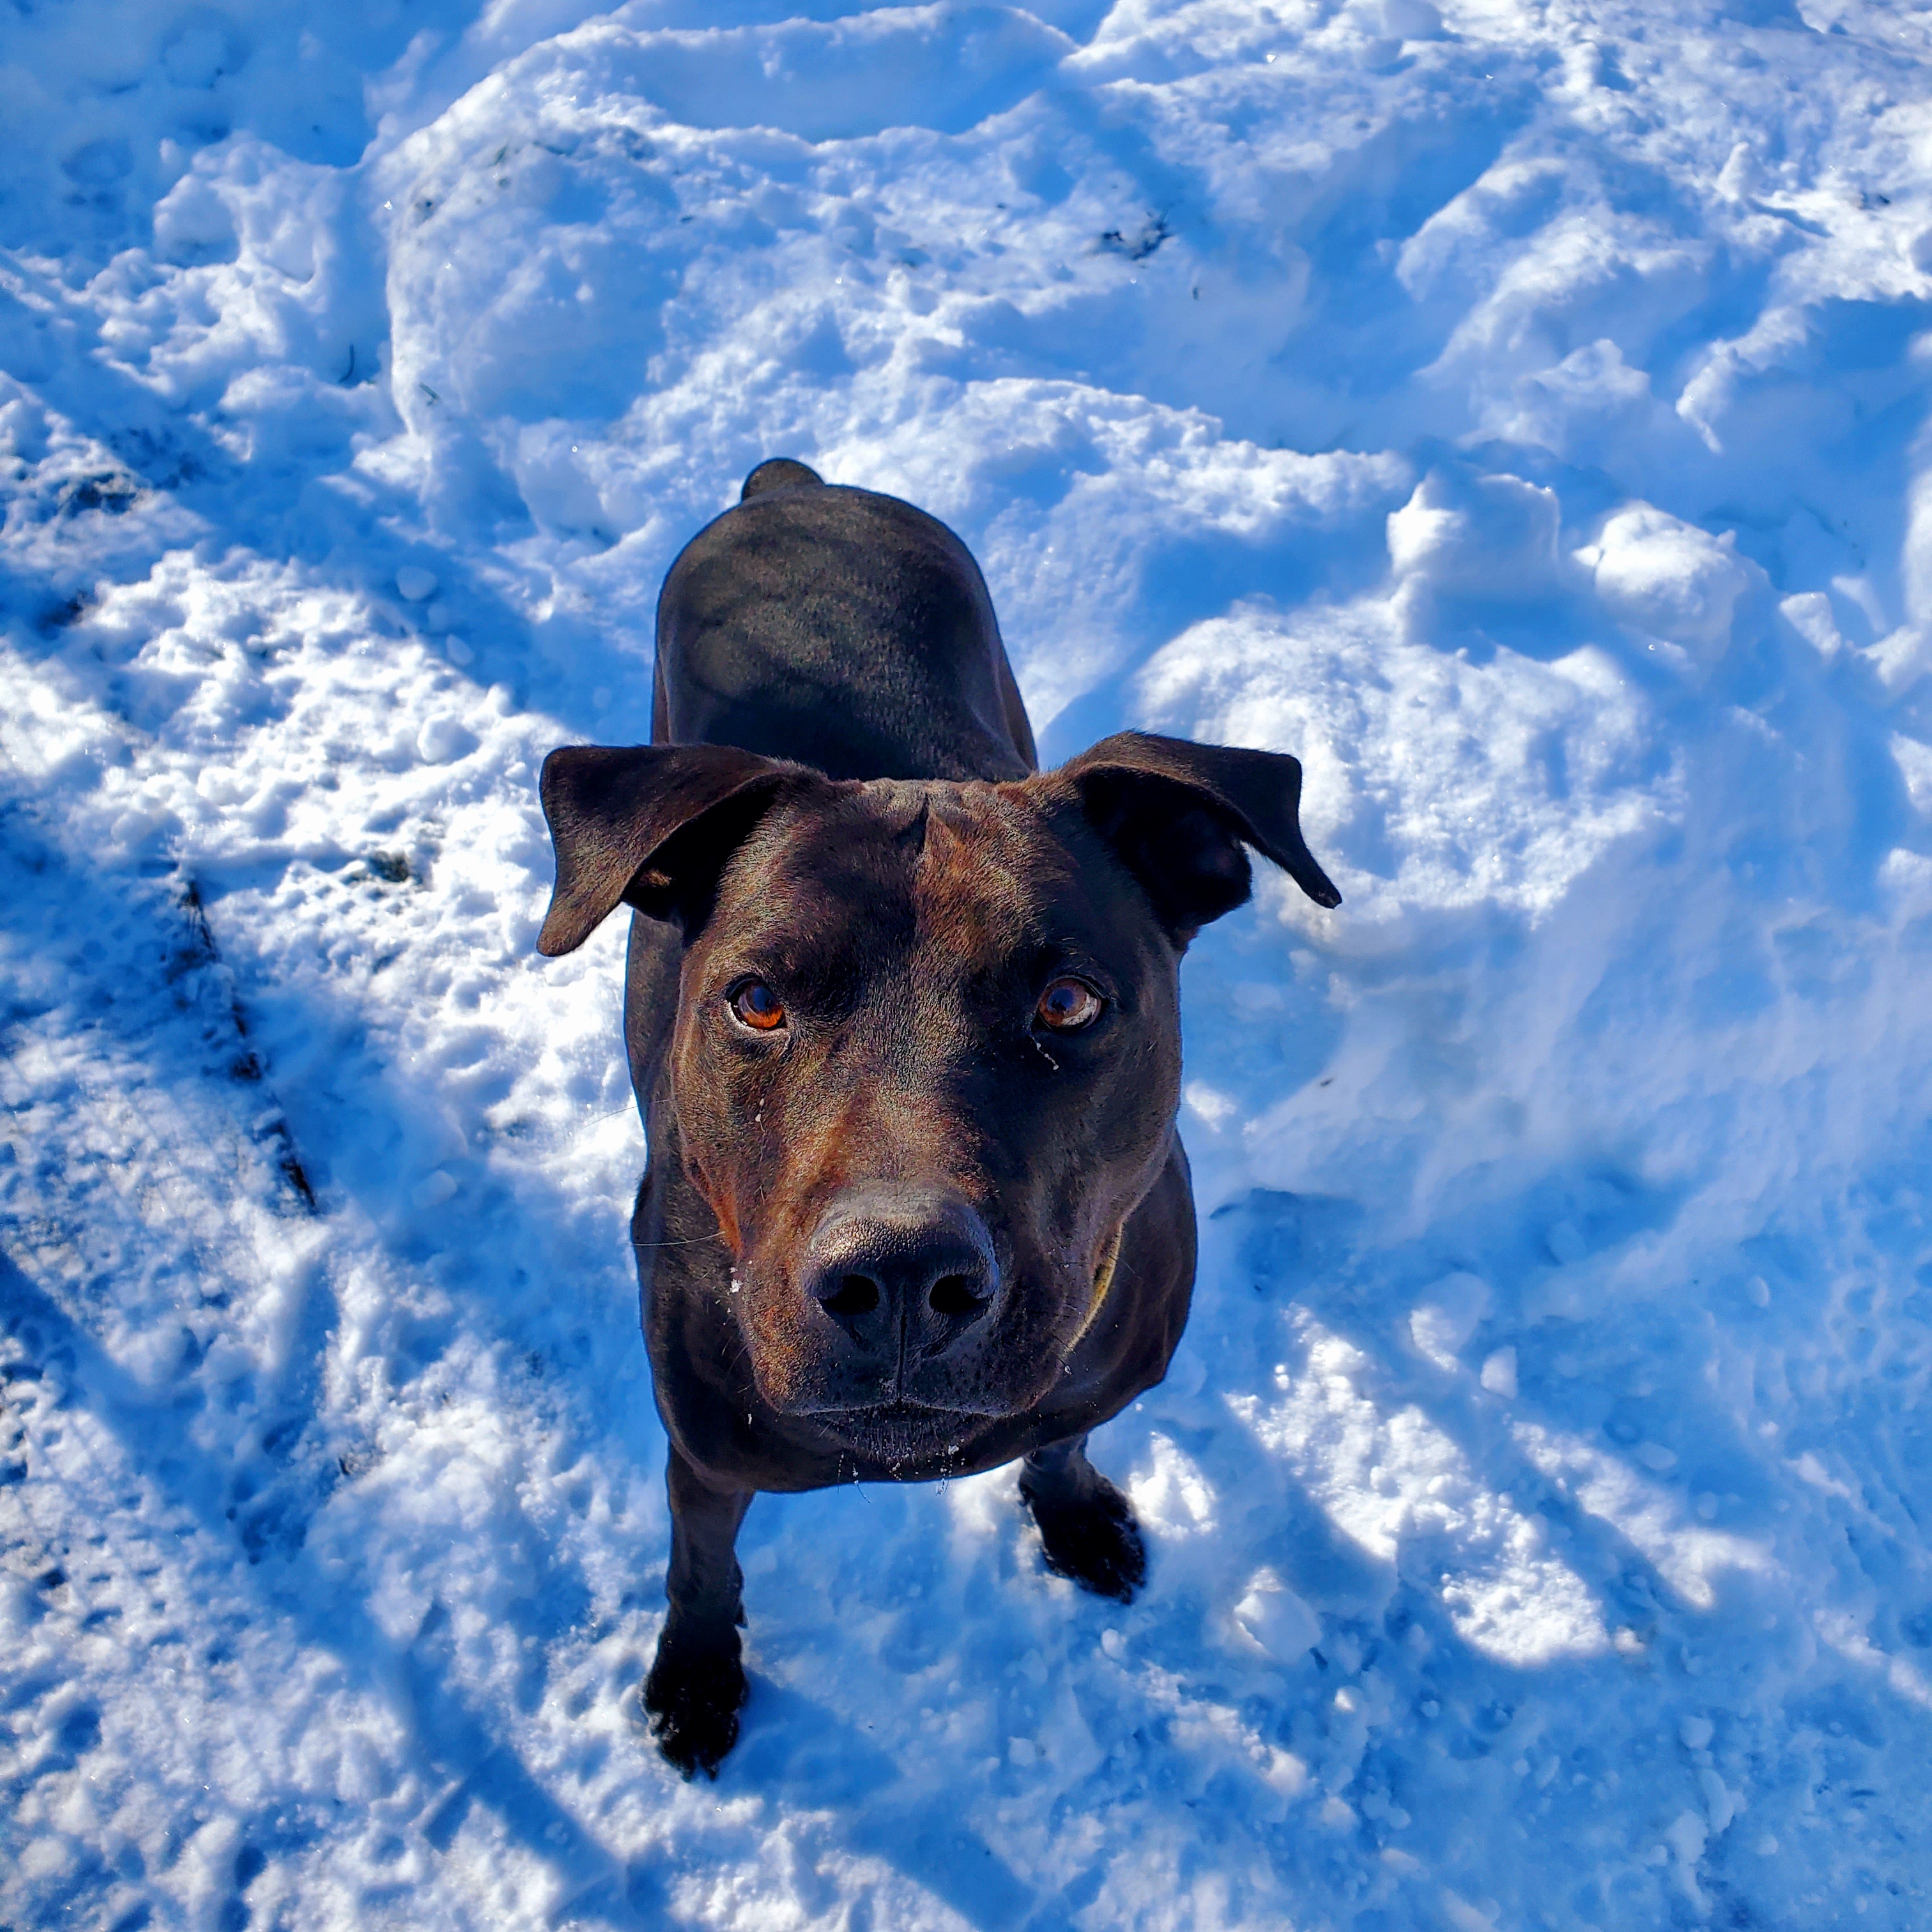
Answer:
[797,1186,1001,1388]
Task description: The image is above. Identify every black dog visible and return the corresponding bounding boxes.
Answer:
[537,459,1338,1775]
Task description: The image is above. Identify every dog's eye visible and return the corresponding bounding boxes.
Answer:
[728,981,786,1032]
[1035,977,1103,1032]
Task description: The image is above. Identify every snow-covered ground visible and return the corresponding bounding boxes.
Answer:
[5,0,1932,1924]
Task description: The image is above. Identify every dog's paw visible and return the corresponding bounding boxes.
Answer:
[643,1636,746,1779]
[1020,1471,1147,1603]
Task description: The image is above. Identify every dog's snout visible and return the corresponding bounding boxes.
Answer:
[804,1190,999,1357]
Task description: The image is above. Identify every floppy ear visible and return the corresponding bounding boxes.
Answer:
[1054,730,1340,944]
[536,742,809,956]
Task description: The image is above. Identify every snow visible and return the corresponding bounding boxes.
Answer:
[4,0,1932,1925]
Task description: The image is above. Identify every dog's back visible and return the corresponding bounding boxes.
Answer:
[651,459,1037,781]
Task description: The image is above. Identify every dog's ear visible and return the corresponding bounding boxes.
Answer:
[537,743,808,956]
[1055,730,1340,944]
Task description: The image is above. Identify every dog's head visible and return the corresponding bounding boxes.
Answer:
[537,732,1338,1462]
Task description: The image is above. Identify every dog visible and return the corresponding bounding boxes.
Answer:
[536,459,1339,1777]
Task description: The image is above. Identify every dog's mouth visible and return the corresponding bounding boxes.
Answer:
[800,1399,994,1469]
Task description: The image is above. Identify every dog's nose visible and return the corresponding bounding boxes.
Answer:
[802,1190,999,1359]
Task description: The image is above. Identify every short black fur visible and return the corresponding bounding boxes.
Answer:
[537,460,1339,1777]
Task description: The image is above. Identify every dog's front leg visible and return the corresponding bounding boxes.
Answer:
[1018,1433,1146,1604]
[644,1446,753,1778]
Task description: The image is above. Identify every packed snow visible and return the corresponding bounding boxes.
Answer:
[5,0,1932,1925]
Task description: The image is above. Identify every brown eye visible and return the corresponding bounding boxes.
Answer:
[1036,977,1103,1032]
[728,981,786,1032]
